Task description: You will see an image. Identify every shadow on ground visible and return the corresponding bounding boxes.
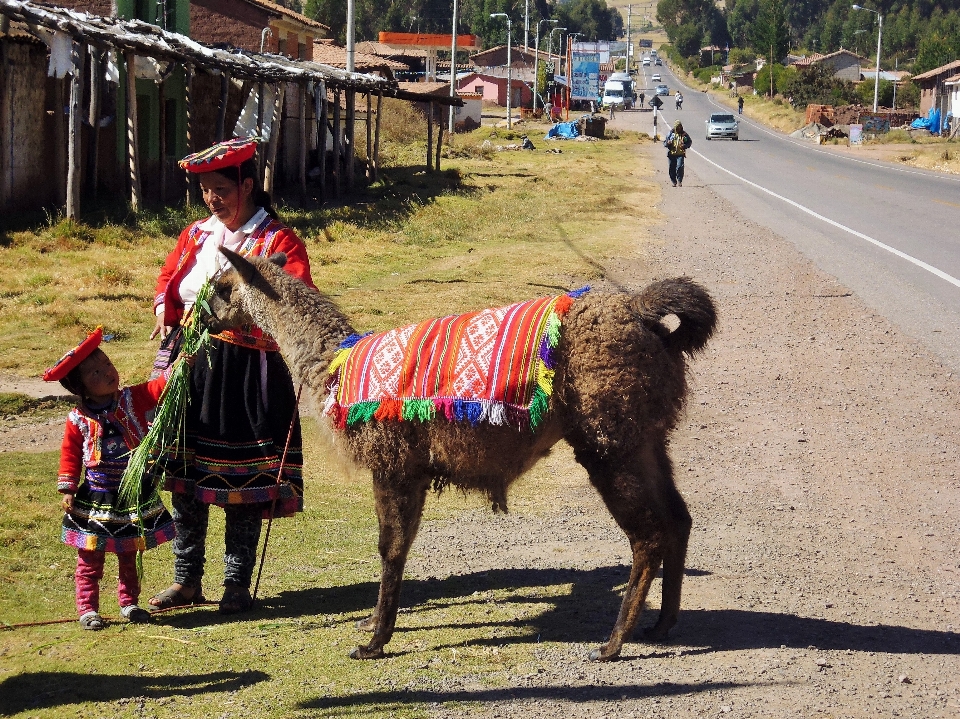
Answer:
[0,669,269,715]
[155,564,960,659]
[298,680,760,713]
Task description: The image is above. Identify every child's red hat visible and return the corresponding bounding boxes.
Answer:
[179,137,260,173]
[42,327,103,382]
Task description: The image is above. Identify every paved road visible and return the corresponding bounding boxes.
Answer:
[611,60,960,373]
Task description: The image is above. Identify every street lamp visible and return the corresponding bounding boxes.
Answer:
[534,19,558,114]
[852,4,883,112]
[548,26,566,119]
[491,13,512,128]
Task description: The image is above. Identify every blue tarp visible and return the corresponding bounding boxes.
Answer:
[910,107,941,134]
[545,121,579,139]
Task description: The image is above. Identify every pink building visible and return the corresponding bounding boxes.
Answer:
[457,71,533,108]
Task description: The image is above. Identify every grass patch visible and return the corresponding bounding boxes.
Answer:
[0,132,660,718]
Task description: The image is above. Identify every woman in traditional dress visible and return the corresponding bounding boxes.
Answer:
[148,138,315,614]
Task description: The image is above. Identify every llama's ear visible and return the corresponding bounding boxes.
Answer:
[268,252,287,268]
[221,247,259,285]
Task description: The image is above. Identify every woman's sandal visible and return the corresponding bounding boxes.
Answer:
[219,586,254,615]
[149,582,205,611]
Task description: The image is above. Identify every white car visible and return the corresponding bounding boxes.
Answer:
[642,57,651,66]
[705,112,739,140]
[655,84,670,96]
[651,73,661,82]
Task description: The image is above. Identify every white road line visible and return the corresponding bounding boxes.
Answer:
[691,149,960,290]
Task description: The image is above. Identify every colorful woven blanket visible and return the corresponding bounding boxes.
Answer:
[325,288,588,431]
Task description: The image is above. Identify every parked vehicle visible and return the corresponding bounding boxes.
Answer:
[601,72,636,109]
[705,112,739,140]
[655,84,670,96]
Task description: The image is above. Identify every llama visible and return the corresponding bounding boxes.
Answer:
[205,249,717,661]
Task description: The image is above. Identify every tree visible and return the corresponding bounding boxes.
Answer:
[752,0,790,63]
[554,0,623,42]
[657,0,726,56]
[914,33,958,75]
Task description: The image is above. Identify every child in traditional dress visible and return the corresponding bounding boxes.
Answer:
[43,328,177,630]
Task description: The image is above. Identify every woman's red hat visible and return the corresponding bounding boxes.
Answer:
[42,327,103,382]
[179,137,260,174]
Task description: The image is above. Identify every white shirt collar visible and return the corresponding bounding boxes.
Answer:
[197,207,269,235]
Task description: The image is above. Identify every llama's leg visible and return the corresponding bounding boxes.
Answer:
[645,443,692,641]
[575,440,689,661]
[350,470,430,660]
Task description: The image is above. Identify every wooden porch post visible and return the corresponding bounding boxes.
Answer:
[332,87,341,199]
[426,101,433,172]
[263,82,285,197]
[85,47,102,202]
[435,101,443,172]
[124,50,142,212]
[159,77,167,204]
[345,89,355,190]
[298,81,307,205]
[215,71,229,142]
[66,39,82,219]
[365,91,372,182]
[316,80,327,201]
[372,90,382,183]
[184,64,194,207]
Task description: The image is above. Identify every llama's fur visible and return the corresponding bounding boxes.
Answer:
[206,249,717,661]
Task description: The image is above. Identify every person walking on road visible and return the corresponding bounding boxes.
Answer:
[738,95,744,114]
[664,120,692,187]
[675,91,683,110]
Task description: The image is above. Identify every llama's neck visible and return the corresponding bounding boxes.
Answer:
[252,282,356,397]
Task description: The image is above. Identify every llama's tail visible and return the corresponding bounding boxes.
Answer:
[632,277,717,356]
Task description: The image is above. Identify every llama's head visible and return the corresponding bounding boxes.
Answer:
[201,248,286,333]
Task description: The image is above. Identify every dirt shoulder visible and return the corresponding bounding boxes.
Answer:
[412,144,960,718]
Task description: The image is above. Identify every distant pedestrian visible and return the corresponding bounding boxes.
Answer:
[738,95,744,114]
[664,120,692,187]
[675,92,683,110]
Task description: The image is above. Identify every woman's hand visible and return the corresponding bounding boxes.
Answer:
[60,494,74,512]
[181,353,196,368]
[150,312,172,341]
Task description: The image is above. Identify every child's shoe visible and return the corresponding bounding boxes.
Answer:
[79,611,104,630]
[120,605,151,624]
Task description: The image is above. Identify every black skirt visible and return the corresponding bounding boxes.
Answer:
[162,336,304,519]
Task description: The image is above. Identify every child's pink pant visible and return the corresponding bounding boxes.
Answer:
[75,548,140,616]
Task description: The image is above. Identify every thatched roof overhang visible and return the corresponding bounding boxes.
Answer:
[0,0,393,91]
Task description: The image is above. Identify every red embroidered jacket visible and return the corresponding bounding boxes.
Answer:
[57,376,167,494]
[154,214,315,336]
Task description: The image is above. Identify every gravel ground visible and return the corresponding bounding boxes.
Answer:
[403,146,960,718]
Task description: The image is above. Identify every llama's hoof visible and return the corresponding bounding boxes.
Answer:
[349,645,385,660]
[643,621,674,643]
[588,646,620,662]
[355,616,377,631]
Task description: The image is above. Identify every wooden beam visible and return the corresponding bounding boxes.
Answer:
[159,76,167,204]
[298,81,307,205]
[256,80,264,173]
[124,50,141,213]
[345,89,355,190]
[372,90,382,183]
[215,71,229,142]
[316,80,326,201]
[435,102,443,172]
[426,102,433,172]
[184,63,194,207]
[263,82,285,197]
[53,76,66,206]
[365,91,372,182]
[85,48,102,202]
[66,40,82,219]
[332,87,341,199]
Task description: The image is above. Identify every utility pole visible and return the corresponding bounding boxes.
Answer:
[346,0,355,72]
[448,0,459,136]
[626,5,632,73]
[491,13,512,128]
[524,0,529,52]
